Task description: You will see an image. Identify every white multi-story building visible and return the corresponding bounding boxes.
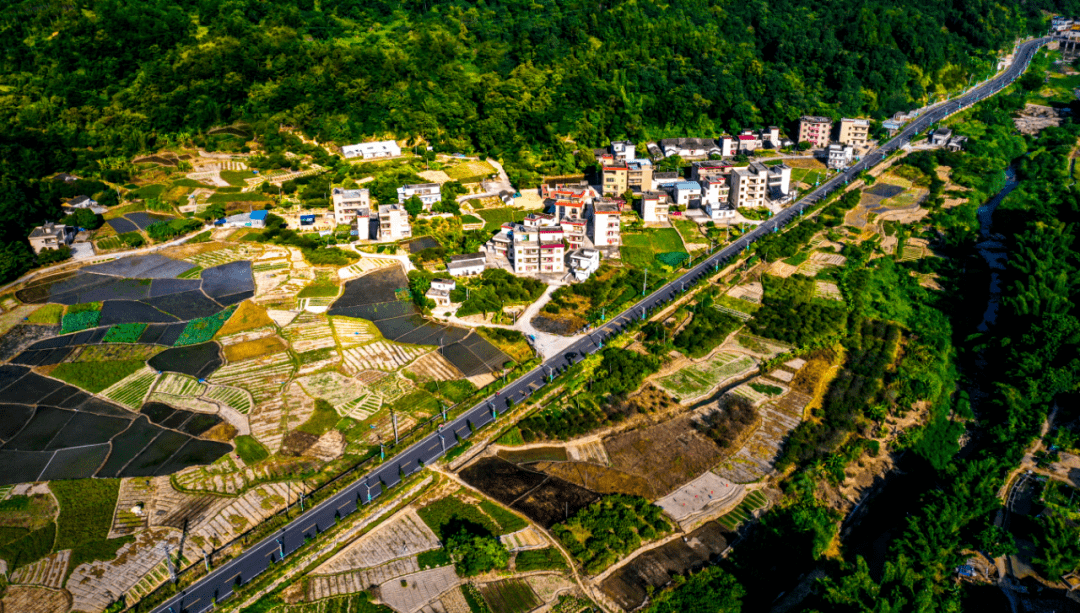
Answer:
[691,161,732,182]
[342,140,401,159]
[569,249,601,281]
[639,191,671,223]
[766,163,792,202]
[561,217,587,250]
[672,181,702,206]
[611,140,636,162]
[544,184,591,219]
[426,278,456,307]
[827,143,854,169]
[729,162,769,208]
[719,135,737,157]
[397,183,441,209]
[377,204,412,240]
[699,177,730,207]
[591,202,621,247]
[486,214,565,275]
[332,187,371,225]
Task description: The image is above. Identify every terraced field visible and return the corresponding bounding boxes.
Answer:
[717,490,769,530]
[210,351,295,402]
[282,313,337,353]
[336,394,381,420]
[155,372,207,396]
[185,246,259,268]
[103,366,159,408]
[343,341,428,372]
[330,316,377,347]
[10,550,70,588]
[316,509,440,575]
[715,392,809,483]
[655,352,757,402]
[205,385,254,414]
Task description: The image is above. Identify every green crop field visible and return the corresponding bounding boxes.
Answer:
[60,308,101,334]
[26,304,64,324]
[656,352,756,400]
[220,170,256,187]
[175,306,236,346]
[672,218,703,243]
[717,490,769,530]
[51,360,146,394]
[515,547,567,572]
[476,207,532,231]
[206,385,253,413]
[51,479,135,571]
[621,228,686,269]
[103,323,148,343]
[234,435,269,464]
[104,367,158,408]
[480,579,541,613]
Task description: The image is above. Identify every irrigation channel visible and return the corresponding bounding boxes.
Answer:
[148,37,1050,613]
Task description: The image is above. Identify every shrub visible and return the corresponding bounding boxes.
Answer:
[514,547,567,572]
[417,547,451,569]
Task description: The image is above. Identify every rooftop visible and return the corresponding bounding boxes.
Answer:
[674,181,701,190]
[841,117,870,126]
[594,203,621,214]
[450,252,486,263]
[333,187,370,199]
[801,115,832,123]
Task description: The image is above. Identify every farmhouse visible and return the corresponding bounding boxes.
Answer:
[28,222,75,254]
[639,191,671,223]
[798,116,833,149]
[218,209,268,229]
[397,183,442,209]
[591,201,622,247]
[68,195,97,209]
[569,249,601,281]
[659,138,720,159]
[331,187,371,225]
[827,143,854,169]
[448,253,486,277]
[342,140,401,159]
[426,278,455,307]
[377,204,412,240]
[601,159,653,195]
[838,117,870,147]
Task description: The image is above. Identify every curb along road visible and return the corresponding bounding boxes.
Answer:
[150,36,1049,613]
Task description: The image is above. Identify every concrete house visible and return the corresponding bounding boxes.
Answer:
[543,184,592,220]
[426,278,456,307]
[602,160,653,195]
[930,127,953,146]
[719,135,737,157]
[447,253,486,277]
[798,116,833,149]
[561,217,587,250]
[691,161,732,182]
[397,183,441,209]
[342,140,401,160]
[705,201,737,221]
[569,249,601,281]
[591,201,621,247]
[28,222,75,254]
[611,140,636,162]
[729,162,789,208]
[946,135,969,151]
[672,181,702,207]
[332,187,371,225]
[639,191,671,223]
[838,118,870,147]
[377,204,412,240]
[68,195,97,209]
[652,172,681,190]
[659,138,720,159]
[699,177,730,207]
[737,131,761,154]
[827,143,855,169]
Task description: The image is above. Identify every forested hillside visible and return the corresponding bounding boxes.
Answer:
[0,0,1069,265]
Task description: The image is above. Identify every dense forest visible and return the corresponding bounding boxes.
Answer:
[0,0,1072,261]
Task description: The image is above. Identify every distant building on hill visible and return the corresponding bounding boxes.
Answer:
[341,140,401,160]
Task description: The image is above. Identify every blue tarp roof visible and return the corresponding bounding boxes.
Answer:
[250,210,268,220]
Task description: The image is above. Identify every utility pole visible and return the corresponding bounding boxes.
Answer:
[642,267,648,296]
[391,410,399,445]
[164,544,177,583]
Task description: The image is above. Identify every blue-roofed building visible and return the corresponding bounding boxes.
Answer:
[219,209,269,229]
[672,181,702,206]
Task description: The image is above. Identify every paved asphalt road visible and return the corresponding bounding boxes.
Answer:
[154,36,1048,613]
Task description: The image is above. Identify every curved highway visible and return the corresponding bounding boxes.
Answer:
[152,35,1048,613]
